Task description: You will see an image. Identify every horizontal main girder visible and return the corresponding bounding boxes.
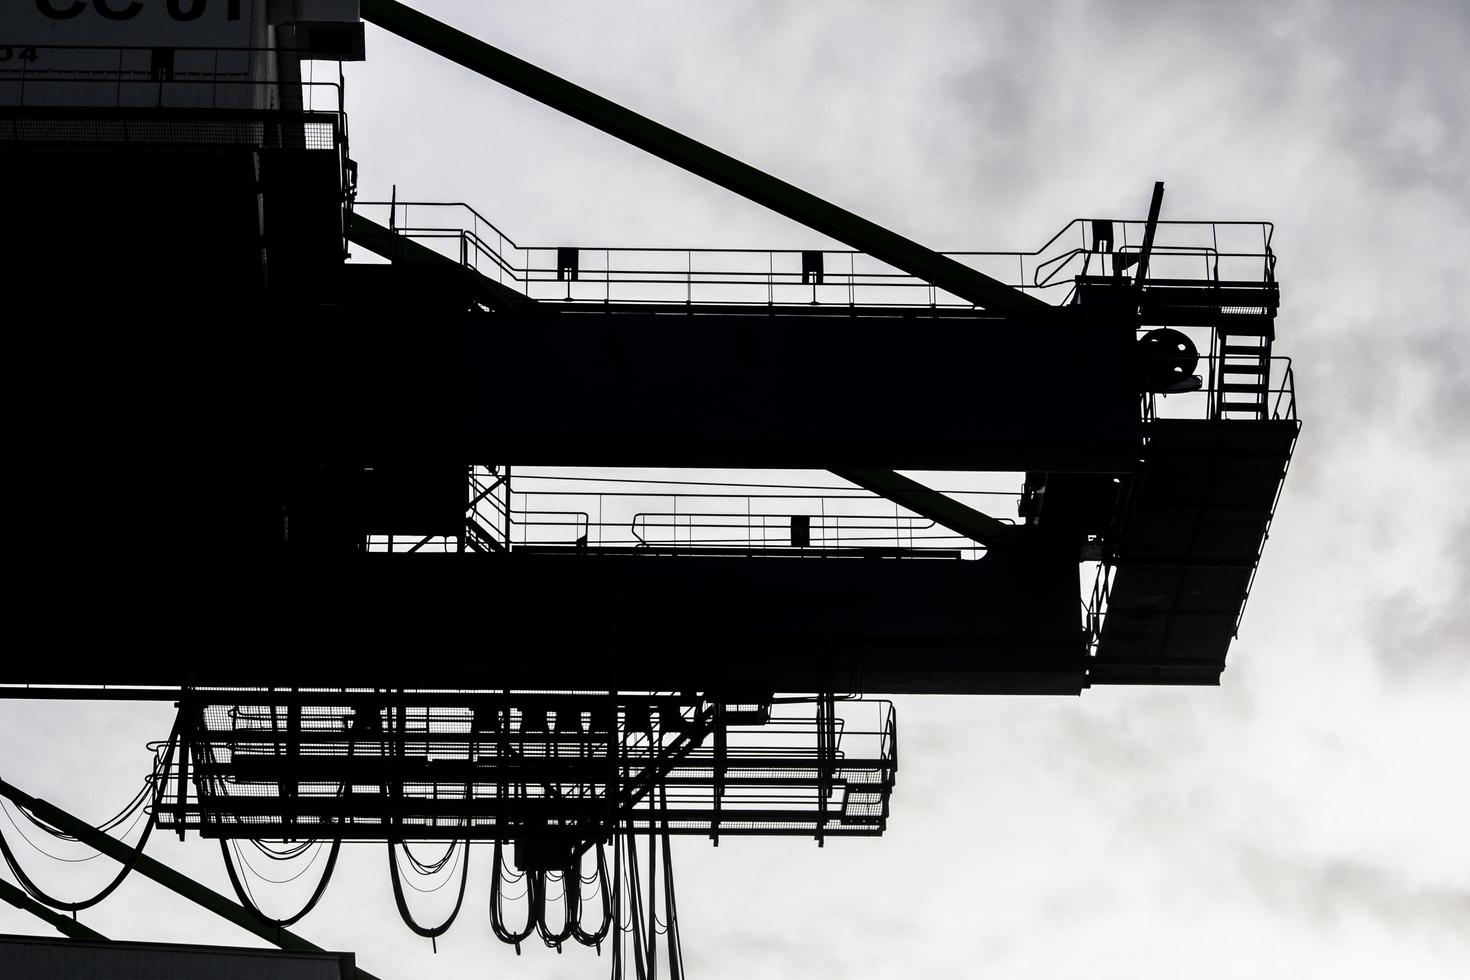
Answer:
[291,307,1140,472]
[13,307,1139,472]
[7,551,1086,695]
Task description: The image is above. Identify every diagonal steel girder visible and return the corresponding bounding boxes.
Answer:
[831,468,1021,551]
[0,878,108,941]
[359,0,1046,314]
[347,211,536,311]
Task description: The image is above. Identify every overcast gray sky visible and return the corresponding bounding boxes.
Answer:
[4,2,1469,978]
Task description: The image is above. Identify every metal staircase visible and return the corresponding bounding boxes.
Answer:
[1213,307,1276,419]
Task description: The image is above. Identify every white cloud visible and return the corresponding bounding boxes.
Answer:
[4,2,1468,977]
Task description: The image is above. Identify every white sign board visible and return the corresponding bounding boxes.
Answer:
[1,0,270,109]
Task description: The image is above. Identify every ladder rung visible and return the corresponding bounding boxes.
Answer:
[1220,364,1266,374]
[1221,344,1265,356]
[1220,382,1267,393]
[1219,399,1265,412]
[1216,315,1275,337]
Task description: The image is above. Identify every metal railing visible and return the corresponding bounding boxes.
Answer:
[1142,354,1298,423]
[0,44,349,154]
[366,470,1018,559]
[500,478,1006,558]
[355,200,1276,310]
[1272,360,1299,422]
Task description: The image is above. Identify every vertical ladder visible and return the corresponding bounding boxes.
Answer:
[1214,313,1274,419]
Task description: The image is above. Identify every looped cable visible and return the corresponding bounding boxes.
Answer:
[221,837,342,929]
[387,839,470,939]
[489,838,535,948]
[0,716,181,912]
[572,841,612,947]
[535,866,580,949]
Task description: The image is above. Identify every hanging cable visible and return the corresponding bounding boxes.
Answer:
[0,718,179,912]
[395,842,465,896]
[611,832,624,980]
[16,737,165,851]
[660,785,686,980]
[571,841,612,948]
[225,841,267,913]
[386,839,470,940]
[1,801,144,864]
[489,838,535,950]
[220,836,342,929]
[623,831,651,980]
[400,840,458,876]
[232,840,328,886]
[250,839,318,861]
[21,779,151,843]
[535,866,579,949]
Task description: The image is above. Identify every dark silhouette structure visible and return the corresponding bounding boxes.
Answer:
[0,0,1298,969]
[1,934,358,980]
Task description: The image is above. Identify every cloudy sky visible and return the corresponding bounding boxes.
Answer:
[3,1,1469,977]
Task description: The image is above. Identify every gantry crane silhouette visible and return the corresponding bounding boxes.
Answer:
[1,1,1297,973]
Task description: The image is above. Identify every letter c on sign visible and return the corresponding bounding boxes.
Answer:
[36,0,86,18]
[93,0,146,19]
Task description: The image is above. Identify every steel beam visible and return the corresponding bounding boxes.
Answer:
[0,879,108,942]
[1134,181,1165,284]
[0,687,182,701]
[4,552,1088,695]
[290,308,1139,472]
[346,212,534,311]
[830,468,1021,549]
[359,0,1045,313]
